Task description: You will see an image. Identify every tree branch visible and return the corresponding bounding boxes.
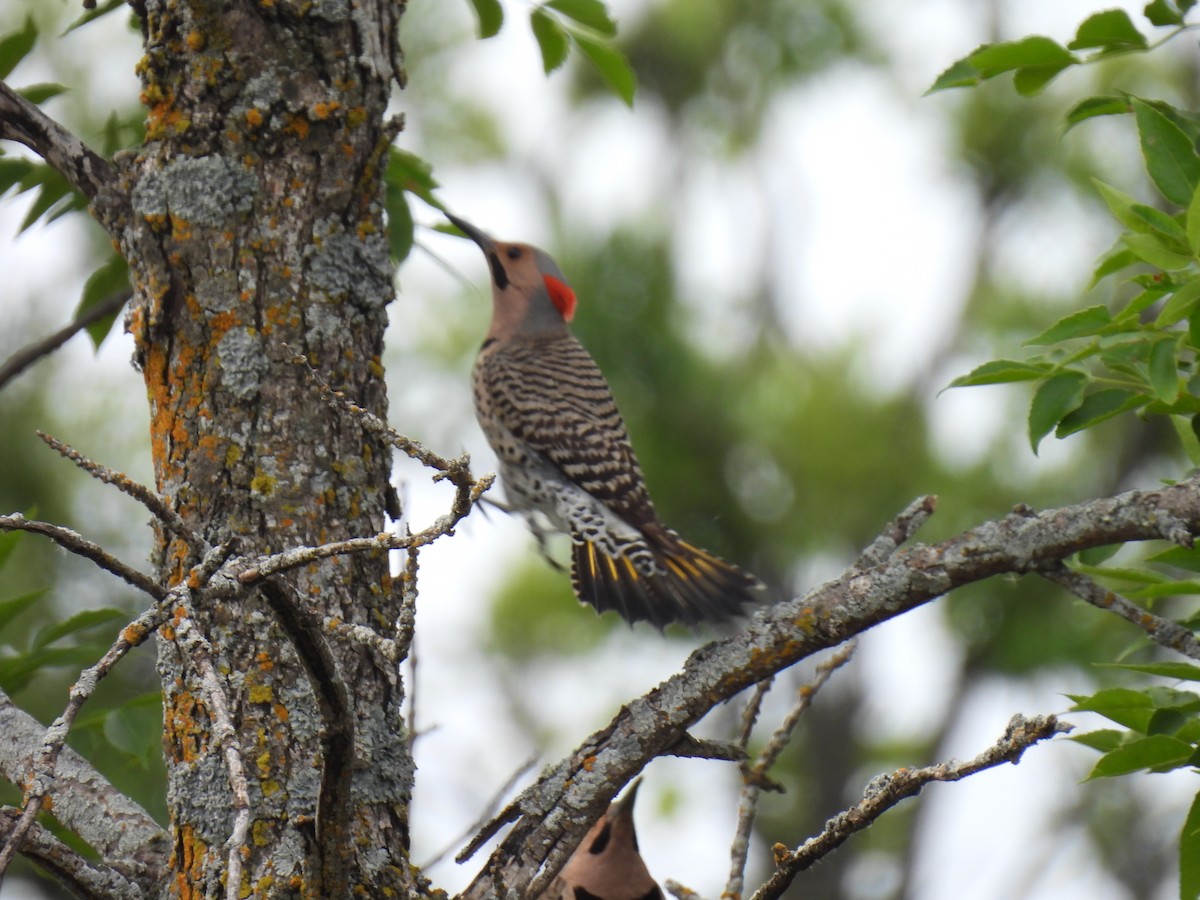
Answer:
[1038,561,1200,659]
[0,291,130,392]
[457,478,1200,898]
[0,514,166,601]
[0,692,166,891]
[747,714,1070,900]
[0,809,152,900]
[0,82,114,199]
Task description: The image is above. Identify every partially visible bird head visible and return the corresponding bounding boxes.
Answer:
[448,212,577,338]
[557,779,662,900]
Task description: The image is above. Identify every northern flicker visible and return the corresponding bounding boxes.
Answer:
[449,212,762,628]
[538,780,662,900]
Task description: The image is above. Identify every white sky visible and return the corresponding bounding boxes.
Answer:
[0,1,1193,898]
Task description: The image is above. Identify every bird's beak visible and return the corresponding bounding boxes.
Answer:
[612,778,642,821]
[446,211,495,253]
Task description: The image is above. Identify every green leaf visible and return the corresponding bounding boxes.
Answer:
[0,646,113,692]
[570,30,636,106]
[1069,729,1126,752]
[386,187,414,264]
[17,83,67,105]
[386,147,440,205]
[1144,0,1185,26]
[1094,179,1154,233]
[1149,336,1181,403]
[1132,203,1187,241]
[465,0,504,39]
[32,608,127,651]
[970,36,1077,76]
[0,529,24,569]
[0,158,34,197]
[1086,734,1194,778]
[62,0,126,35]
[1104,661,1200,682]
[1185,181,1200,256]
[1029,371,1087,452]
[948,359,1050,387]
[1116,288,1168,321]
[77,255,130,347]
[1069,687,1157,730]
[1122,231,1194,269]
[531,9,570,74]
[1055,389,1147,438]
[1134,98,1200,206]
[1025,305,1112,345]
[1091,247,1140,288]
[0,16,36,81]
[1182,792,1200,900]
[1147,545,1200,570]
[927,56,981,93]
[1013,62,1075,97]
[1066,95,1132,129]
[1157,278,1200,326]
[545,0,617,36]
[1068,10,1147,51]
[0,590,44,634]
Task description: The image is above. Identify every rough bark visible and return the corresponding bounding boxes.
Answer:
[83,1,413,895]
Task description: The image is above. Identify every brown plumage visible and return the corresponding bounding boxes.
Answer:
[537,781,663,900]
[450,211,763,628]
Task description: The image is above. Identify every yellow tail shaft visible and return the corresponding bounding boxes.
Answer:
[571,535,762,629]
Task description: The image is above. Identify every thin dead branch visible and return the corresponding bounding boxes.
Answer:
[0,291,130,391]
[747,714,1071,900]
[1039,561,1200,660]
[725,641,857,898]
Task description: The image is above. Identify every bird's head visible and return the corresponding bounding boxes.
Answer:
[448,212,577,338]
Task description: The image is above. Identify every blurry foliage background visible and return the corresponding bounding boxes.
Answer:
[0,0,1197,898]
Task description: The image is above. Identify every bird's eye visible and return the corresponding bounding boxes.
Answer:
[506,246,522,260]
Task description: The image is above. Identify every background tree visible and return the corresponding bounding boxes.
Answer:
[2,1,1200,899]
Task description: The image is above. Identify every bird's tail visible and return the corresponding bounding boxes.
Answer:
[571,531,763,629]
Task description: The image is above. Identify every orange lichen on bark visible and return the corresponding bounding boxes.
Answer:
[164,690,207,764]
[174,824,211,900]
[283,115,309,139]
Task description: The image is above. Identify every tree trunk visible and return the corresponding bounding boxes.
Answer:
[91,1,416,894]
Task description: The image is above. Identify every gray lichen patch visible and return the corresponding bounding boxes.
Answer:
[306,217,391,310]
[216,328,269,399]
[132,156,258,228]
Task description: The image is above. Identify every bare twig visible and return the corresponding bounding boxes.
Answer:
[0,513,166,601]
[422,754,540,871]
[36,430,205,553]
[172,604,251,900]
[853,495,937,570]
[1039,561,1200,660]
[0,290,130,391]
[747,714,1071,900]
[0,82,114,199]
[236,473,493,585]
[458,477,1200,898]
[725,641,857,898]
[0,542,231,879]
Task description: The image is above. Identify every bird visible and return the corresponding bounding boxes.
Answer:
[448,211,763,628]
[538,780,663,900]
